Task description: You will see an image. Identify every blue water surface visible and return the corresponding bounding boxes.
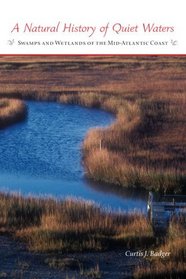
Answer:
[0,101,146,212]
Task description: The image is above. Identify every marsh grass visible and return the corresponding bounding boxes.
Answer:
[60,92,185,193]
[0,192,153,252]
[0,98,27,128]
[134,216,186,278]
[0,192,185,278]
[0,56,185,192]
[0,56,185,278]
[79,263,102,278]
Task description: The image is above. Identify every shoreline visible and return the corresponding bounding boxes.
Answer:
[0,91,185,193]
[0,56,185,193]
[0,57,185,277]
[0,192,185,278]
[0,98,27,129]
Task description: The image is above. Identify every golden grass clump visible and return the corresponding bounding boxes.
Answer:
[0,98,27,128]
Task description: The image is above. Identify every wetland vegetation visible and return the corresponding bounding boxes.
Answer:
[0,56,185,278]
[0,56,185,193]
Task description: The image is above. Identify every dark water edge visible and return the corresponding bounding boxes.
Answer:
[0,234,143,279]
[0,101,147,212]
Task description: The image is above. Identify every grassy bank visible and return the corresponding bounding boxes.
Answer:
[59,91,185,193]
[0,192,153,253]
[0,192,185,278]
[0,56,185,193]
[134,216,186,279]
[0,98,27,129]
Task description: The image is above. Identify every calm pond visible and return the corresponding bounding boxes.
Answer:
[0,101,147,212]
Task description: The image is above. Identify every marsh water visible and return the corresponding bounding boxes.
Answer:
[0,101,147,212]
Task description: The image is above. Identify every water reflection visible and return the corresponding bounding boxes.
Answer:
[85,178,147,212]
[86,178,148,200]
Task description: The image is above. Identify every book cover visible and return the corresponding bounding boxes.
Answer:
[0,1,185,278]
